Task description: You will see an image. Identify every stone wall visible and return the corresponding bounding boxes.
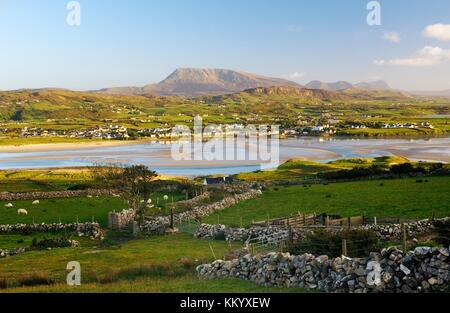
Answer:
[0,189,119,201]
[108,209,136,231]
[135,190,262,236]
[197,246,450,293]
[174,192,210,209]
[362,219,438,241]
[195,218,444,242]
[0,222,104,240]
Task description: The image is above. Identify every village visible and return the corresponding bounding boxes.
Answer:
[1,118,436,141]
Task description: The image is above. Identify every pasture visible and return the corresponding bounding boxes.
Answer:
[203,176,450,227]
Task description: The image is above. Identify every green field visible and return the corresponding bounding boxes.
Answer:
[204,176,450,227]
[0,233,300,292]
[0,169,98,193]
[0,197,125,227]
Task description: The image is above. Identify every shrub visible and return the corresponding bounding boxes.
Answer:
[214,231,226,241]
[287,229,381,258]
[434,219,450,246]
[31,236,75,249]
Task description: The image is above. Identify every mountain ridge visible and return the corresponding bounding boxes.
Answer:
[98,68,302,97]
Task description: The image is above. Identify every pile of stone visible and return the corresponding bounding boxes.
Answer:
[0,222,104,240]
[0,189,118,201]
[362,218,441,241]
[197,246,450,293]
[135,190,262,235]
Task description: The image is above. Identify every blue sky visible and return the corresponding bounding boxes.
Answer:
[1,0,450,91]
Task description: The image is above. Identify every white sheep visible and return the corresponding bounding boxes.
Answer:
[32,200,40,205]
[17,209,28,216]
[5,203,13,208]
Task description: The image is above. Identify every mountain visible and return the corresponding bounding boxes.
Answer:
[354,80,391,91]
[306,80,391,92]
[98,68,302,97]
[305,80,352,91]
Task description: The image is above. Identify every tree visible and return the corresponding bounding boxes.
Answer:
[92,164,157,225]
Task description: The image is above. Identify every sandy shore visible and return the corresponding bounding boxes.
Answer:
[0,140,145,153]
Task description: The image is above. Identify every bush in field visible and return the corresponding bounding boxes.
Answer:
[318,165,386,180]
[287,229,381,258]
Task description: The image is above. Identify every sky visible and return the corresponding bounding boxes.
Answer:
[1,0,450,91]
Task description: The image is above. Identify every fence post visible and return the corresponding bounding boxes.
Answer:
[208,242,217,260]
[402,223,407,253]
[374,216,377,226]
[342,239,348,257]
[325,216,330,227]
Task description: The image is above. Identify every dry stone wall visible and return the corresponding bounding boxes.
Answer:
[0,189,118,201]
[135,190,262,235]
[195,218,444,242]
[0,222,104,240]
[197,246,450,293]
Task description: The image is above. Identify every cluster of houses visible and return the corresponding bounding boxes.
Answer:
[280,120,435,137]
[138,127,172,139]
[381,122,434,129]
[21,125,130,140]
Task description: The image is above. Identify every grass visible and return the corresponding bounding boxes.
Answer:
[235,160,342,182]
[0,196,125,227]
[203,176,450,227]
[0,233,93,250]
[0,168,97,193]
[0,233,296,293]
[1,276,305,293]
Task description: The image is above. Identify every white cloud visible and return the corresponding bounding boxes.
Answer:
[423,24,450,41]
[288,72,306,79]
[374,46,450,67]
[383,32,401,43]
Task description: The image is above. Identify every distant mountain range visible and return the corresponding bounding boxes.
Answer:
[6,68,448,98]
[96,68,412,98]
[97,68,302,97]
[305,80,391,91]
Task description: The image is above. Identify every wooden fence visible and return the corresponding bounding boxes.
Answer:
[252,213,416,229]
[252,213,318,228]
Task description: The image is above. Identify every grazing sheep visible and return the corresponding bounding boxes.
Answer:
[17,209,28,216]
[32,200,40,205]
[5,203,13,208]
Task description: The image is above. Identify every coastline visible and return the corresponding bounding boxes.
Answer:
[0,140,146,153]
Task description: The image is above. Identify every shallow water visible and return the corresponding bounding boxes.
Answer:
[0,137,449,176]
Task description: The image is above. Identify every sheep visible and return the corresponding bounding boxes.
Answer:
[32,200,40,205]
[17,209,28,216]
[5,203,13,208]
